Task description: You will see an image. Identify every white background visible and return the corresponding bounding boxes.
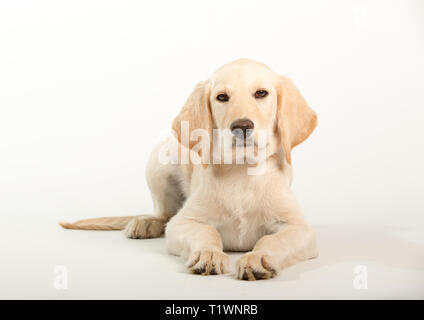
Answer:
[0,0,423,299]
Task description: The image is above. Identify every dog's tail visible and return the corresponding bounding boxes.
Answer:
[59,216,135,231]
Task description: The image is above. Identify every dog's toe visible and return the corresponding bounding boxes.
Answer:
[186,250,229,276]
[236,252,278,281]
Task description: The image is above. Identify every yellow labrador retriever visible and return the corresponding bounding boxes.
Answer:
[60,59,318,280]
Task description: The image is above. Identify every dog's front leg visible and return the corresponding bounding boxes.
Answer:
[236,194,318,281]
[236,221,317,280]
[165,212,229,276]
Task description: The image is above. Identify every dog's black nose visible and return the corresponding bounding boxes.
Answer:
[230,118,254,138]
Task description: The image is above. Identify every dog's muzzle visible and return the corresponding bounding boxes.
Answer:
[230,118,255,147]
[230,118,254,139]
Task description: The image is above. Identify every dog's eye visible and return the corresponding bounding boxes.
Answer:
[216,93,229,102]
[254,90,268,98]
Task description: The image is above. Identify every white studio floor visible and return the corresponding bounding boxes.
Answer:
[1,222,423,299]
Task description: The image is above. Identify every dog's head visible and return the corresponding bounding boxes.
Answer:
[172,59,317,165]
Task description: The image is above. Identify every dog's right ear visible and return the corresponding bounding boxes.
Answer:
[276,76,317,165]
[172,80,212,150]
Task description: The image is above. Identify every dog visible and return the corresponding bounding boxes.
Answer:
[60,58,318,280]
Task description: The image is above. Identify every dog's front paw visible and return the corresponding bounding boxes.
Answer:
[186,250,229,276]
[236,251,278,281]
[124,215,166,239]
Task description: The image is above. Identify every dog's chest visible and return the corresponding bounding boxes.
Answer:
[213,170,274,214]
[211,173,283,251]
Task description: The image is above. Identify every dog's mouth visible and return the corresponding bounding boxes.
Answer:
[232,136,255,148]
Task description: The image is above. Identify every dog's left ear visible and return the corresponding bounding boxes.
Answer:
[172,80,213,163]
[276,76,317,164]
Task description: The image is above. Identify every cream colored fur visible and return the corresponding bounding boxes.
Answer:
[60,59,318,280]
